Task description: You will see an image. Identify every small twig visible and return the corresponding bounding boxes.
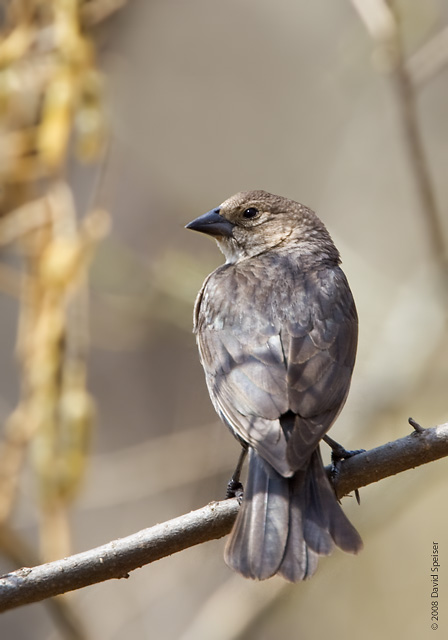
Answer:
[408,416,425,433]
[0,422,447,612]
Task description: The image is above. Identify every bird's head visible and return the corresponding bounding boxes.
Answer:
[186,190,339,264]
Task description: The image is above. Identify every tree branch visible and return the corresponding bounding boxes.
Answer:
[333,421,448,498]
[0,422,447,613]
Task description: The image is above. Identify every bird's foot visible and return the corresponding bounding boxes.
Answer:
[323,434,365,463]
[226,478,244,503]
[323,435,365,505]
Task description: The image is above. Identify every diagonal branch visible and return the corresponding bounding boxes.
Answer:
[350,0,447,266]
[0,422,447,613]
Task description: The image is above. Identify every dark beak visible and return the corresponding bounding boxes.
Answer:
[185,208,234,238]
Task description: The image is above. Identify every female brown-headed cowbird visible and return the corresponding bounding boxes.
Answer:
[186,190,362,581]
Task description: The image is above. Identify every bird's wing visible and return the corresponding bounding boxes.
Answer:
[197,264,357,476]
[198,320,293,475]
[283,267,358,468]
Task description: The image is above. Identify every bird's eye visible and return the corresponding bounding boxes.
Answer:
[243,207,259,219]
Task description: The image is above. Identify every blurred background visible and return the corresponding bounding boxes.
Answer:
[0,0,447,639]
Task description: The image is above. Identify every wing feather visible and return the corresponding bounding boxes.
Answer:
[196,260,357,476]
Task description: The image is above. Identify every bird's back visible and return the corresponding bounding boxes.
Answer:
[195,250,358,474]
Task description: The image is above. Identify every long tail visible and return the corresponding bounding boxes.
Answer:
[224,447,363,581]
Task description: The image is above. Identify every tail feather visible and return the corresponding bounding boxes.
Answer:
[303,449,362,555]
[277,478,320,581]
[224,449,289,579]
[225,447,362,582]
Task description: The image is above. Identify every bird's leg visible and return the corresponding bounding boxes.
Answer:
[226,446,248,502]
[323,435,365,504]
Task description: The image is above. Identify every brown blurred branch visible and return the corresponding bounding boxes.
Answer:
[386,3,446,266]
[0,422,447,613]
[406,24,448,87]
[81,0,129,26]
[351,0,447,266]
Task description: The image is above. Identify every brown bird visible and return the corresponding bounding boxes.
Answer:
[186,190,362,581]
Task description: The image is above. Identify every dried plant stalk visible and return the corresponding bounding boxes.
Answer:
[0,1,115,570]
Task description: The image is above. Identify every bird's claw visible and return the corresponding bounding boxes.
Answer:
[323,435,365,503]
[226,479,244,503]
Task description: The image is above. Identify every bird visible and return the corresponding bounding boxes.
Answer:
[186,190,362,581]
